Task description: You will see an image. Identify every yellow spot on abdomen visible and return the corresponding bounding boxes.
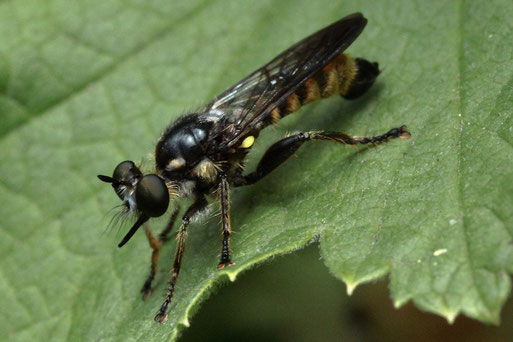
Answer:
[240,136,255,148]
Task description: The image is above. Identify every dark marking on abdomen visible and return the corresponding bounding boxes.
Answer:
[265,53,380,127]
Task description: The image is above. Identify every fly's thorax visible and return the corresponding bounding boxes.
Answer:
[155,114,213,180]
[191,158,220,184]
[155,109,259,187]
[176,179,198,198]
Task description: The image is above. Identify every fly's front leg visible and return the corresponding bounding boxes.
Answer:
[234,125,410,186]
[140,207,180,301]
[154,198,208,324]
[141,225,160,301]
[217,173,235,269]
[158,207,180,242]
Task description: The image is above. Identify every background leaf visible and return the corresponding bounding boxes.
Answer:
[0,0,511,341]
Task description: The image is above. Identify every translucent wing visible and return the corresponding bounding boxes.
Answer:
[205,13,368,147]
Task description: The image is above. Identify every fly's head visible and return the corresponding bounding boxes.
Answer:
[98,160,171,247]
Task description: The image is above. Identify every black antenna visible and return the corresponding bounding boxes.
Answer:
[97,175,114,183]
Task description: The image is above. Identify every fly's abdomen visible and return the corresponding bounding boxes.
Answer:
[268,53,380,124]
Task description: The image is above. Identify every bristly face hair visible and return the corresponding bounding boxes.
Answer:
[97,12,410,323]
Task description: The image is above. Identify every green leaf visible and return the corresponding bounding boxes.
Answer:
[1,0,512,341]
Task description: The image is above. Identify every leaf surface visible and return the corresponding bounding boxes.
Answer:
[0,1,512,341]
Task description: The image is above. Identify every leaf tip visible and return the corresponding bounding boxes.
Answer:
[393,298,407,308]
[345,281,359,295]
[227,272,237,282]
[181,316,191,327]
[444,310,458,324]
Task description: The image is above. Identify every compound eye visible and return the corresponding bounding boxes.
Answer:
[113,160,141,183]
[135,174,170,217]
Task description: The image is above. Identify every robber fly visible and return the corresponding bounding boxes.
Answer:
[98,12,410,323]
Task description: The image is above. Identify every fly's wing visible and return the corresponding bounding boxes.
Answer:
[205,12,368,147]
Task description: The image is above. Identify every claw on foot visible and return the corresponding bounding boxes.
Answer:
[154,313,168,324]
[141,289,152,301]
[217,260,235,270]
[398,125,411,138]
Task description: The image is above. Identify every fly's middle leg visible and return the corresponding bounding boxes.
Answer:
[217,173,235,270]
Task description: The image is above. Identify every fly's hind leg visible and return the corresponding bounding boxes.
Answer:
[233,126,410,186]
[140,207,180,301]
